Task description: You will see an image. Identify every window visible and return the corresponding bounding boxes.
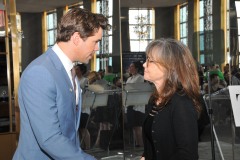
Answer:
[96,0,113,72]
[236,1,240,67]
[129,9,155,52]
[227,0,230,62]
[199,0,213,64]
[180,3,188,45]
[47,10,57,48]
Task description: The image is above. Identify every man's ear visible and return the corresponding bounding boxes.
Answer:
[72,32,82,46]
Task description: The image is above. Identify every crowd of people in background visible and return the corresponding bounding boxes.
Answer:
[74,64,122,150]
[198,63,240,94]
[74,61,147,150]
[75,60,240,153]
[72,52,240,159]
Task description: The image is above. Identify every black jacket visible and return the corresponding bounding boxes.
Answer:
[142,93,199,160]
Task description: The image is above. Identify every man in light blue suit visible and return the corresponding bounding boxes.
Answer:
[13,8,110,160]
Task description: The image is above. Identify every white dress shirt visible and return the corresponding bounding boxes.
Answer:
[52,44,79,105]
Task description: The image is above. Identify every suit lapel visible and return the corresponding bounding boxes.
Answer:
[47,48,79,129]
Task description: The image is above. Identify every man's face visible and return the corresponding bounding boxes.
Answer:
[75,28,103,64]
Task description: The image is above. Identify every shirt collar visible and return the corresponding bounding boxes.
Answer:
[52,43,73,72]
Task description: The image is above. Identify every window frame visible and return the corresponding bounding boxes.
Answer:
[46,9,57,48]
[180,3,188,45]
[129,8,155,52]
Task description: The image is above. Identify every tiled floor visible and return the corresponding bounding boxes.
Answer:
[1,121,239,159]
[85,124,240,160]
[86,141,240,160]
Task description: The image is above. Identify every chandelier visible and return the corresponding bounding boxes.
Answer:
[133,14,151,39]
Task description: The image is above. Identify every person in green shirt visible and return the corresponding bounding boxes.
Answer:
[103,65,116,84]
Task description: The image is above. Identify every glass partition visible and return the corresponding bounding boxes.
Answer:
[196,0,240,159]
[81,1,152,159]
[81,0,126,159]
[202,88,240,160]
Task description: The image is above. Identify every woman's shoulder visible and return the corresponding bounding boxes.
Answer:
[171,92,190,101]
[168,93,194,109]
[169,93,197,116]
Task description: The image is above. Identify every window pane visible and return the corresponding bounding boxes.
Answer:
[181,38,187,46]
[109,36,112,53]
[130,40,149,52]
[96,0,112,66]
[180,25,183,37]
[146,10,154,24]
[47,11,57,47]
[129,9,154,52]
[206,1,212,14]
[238,19,240,34]
[138,10,148,18]
[200,1,204,17]
[129,10,140,24]
[109,0,113,15]
[181,6,187,22]
[239,36,240,52]
[139,40,149,51]
[129,25,141,39]
[130,41,140,52]
[47,14,54,29]
[180,3,188,43]
[236,1,240,17]
[47,13,57,29]
[180,9,183,22]
[205,16,213,30]
[200,35,204,51]
[200,54,205,64]
[96,58,100,72]
[129,25,154,40]
[147,25,154,39]
[200,18,204,32]
[182,23,187,37]
[48,30,55,46]
[96,1,101,13]
[108,57,112,66]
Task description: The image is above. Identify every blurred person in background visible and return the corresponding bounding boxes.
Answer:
[126,61,145,147]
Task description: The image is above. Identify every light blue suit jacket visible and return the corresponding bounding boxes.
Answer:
[13,48,95,160]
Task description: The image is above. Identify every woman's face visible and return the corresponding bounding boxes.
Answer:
[128,63,137,75]
[143,55,167,92]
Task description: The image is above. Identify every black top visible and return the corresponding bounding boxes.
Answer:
[143,106,159,159]
[142,93,199,160]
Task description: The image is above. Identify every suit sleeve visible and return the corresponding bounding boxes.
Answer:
[20,66,95,160]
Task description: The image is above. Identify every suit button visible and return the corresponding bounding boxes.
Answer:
[152,130,154,133]
[156,150,159,153]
